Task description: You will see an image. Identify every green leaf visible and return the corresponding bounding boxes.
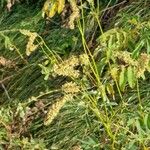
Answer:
[106,83,115,100]
[127,66,136,88]
[147,113,150,130]
[38,64,50,80]
[101,85,108,102]
[143,114,150,132]
[119,66,127,92]
[127,140,137,150]
[146,39,150,54]
[135,119,145,138]
[132,40,144,59]
[4,36,11,49]
[97,57,107,76]
[108,35,113,48]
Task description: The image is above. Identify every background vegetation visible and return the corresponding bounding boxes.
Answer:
[0,0,150,149]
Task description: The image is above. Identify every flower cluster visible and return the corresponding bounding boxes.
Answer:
[53,55,80,78]
[114,51,137,66]
[79,53,89,66]
[20,30,39,56]
[62,82,80,94]
[0,56,15,68]
[136,53,150,78]
[44,94,73,126]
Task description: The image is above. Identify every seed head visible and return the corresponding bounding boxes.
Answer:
[62,82,80,94]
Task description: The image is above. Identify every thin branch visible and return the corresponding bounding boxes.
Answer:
[0,75,14,84]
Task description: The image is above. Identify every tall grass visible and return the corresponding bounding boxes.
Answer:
[0,0,150,149]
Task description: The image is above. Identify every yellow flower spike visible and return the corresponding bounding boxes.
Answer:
[57,0,65,14]
[44,94,73,126]
[110,67,118,80]
[62,82,80,94]
[79,53,89,66]
[53,55,80,78]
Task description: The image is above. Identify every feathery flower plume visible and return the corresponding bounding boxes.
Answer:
[44,94,73,126]
[62,82,80,94]
[53,55,80,78]
[20,30,39,56]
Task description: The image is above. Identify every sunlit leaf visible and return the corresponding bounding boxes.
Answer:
[132,40,144,59]
[106,83,115,99]
[146,39,150,54]
[101,85,108,101]
[119,66,127,91]
[127,66,136,88]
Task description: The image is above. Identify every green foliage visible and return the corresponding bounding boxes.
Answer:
[0,103,47,149]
